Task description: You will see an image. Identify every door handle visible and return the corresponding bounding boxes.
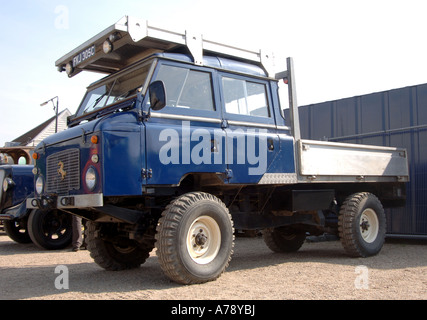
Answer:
[211,139,219,152]
[268,138,274,151]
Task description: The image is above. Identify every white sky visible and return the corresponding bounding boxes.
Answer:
[1,0,427,146]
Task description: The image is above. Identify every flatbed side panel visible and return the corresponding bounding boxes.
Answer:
[298,139,409,181]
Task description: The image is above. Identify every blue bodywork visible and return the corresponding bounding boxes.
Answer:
[31,53,296,203]
[0,165,34,219]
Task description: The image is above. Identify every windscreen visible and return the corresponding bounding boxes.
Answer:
[76,61,154,117]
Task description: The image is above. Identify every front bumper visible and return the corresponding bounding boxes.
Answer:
[27,193,104,210]
[0,200,28,221]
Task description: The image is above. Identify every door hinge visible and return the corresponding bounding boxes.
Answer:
[221,119,228,129]
[225,169,233,180]
[142,168,153,179]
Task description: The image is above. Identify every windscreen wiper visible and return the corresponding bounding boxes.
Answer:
[84,93,107,114]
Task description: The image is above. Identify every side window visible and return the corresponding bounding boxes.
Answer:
[222,77,270,118]
[155,65,215,111]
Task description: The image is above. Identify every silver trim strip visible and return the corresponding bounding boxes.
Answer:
[151,113,221,124]
[277,125,291,131]
[227,120,276,129]
[258,173,298,184]
[151,113,292,131]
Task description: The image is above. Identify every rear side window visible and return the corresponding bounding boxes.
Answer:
[155,64,215,111]
[222,77,270,118]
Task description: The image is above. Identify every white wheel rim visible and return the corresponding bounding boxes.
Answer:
[186,215,221,264]
[359,208,379,243]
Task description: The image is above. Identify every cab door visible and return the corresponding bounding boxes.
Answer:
[144,61,226,186]
[219,74,280,184]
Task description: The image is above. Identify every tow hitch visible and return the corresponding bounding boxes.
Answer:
[31,195,57,210]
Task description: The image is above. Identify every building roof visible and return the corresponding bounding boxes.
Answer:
[10,109,71,147]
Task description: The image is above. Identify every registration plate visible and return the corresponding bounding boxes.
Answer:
[72,45,96,67]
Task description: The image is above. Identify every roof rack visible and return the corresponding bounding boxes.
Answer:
[56,16,275,78]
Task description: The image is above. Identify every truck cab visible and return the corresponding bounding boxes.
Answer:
[27,16,409,284]
[32,52,294,201]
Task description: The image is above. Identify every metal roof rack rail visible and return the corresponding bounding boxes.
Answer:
[56,16,275,78]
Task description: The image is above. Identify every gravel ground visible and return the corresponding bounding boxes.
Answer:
[0,231,426,300]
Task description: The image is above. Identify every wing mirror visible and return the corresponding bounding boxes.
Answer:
[148,80,166,111]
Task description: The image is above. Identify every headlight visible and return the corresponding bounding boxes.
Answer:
[65,62,74,76]
[85,167,97,191]
[103,39,113,54]
[35,176,44,194]
[3,177,15,192]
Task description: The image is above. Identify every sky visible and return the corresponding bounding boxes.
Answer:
[1,0,427,147]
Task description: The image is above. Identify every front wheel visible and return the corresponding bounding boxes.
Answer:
[27,209,73,250]
[3,219,32,244]
[338,192,386,257]
[155,192,234,285]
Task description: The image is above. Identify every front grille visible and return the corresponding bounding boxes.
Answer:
[46,149,80,194]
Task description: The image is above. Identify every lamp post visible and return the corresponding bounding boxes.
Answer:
[40,96,59,133]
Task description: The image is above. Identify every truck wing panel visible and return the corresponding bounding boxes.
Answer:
[297,139,409,182]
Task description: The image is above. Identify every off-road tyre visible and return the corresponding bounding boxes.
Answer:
[86,221,155,271]
[3,218,32,244]
[155,192,234,285]
[27,209,73,250]
[263,227,306,253]
[338,192,386,257]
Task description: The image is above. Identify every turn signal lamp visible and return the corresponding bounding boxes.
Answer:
[91,135,99,144]
[32,153,39,160]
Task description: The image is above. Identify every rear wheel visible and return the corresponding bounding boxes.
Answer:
[155,192,234,284]
[86,222,154,271]
[263,227,306,253]
[338,192,386,257]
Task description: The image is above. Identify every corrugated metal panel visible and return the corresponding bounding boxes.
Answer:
[297,83,427,237]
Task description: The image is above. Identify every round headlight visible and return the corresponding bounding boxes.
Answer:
[65,62,74,76]
[103,39,113,54]
[85,167,97,190]
[35,176,44,195]
[3,177,15,192]
[3,178,9,192]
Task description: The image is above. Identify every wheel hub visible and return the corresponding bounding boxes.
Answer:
[360,219,370,232]
[359,209,379,243]
[186,216,221,264]
[195,231,208,247]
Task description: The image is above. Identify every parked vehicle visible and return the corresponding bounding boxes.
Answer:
[0,150,73,250]
[27,16,409,284]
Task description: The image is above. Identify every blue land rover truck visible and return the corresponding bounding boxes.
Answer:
[0,147,73,250]
[27,16,409,284]
[1,163,34,243]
